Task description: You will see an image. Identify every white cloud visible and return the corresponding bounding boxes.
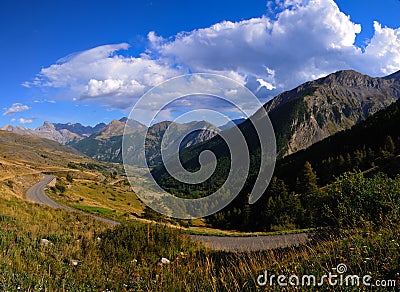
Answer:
[28,0,400,115]
[18,118,33,124]
[256,78,276,91]
[151,0,364,90]
[30,44,183,109]
[33,99,56,104]
[3,103,30,116]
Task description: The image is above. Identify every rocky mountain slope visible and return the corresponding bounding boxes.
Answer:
[72,119,220,166]
[152,69,400,188]
[263,70,400,156]
[53,122,106,137]
[1,121,107,145]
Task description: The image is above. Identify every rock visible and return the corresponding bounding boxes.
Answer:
[159,257,170,265]
[70,259,80,266]
[40,239,53,246]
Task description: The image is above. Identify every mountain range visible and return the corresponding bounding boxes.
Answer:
[152,69,400,190]
[73,119,221,166]
[1,121,107,145]
[1,118,229,166]
[2,69,400,168]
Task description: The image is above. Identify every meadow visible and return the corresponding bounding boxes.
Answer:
[0,182,398,291]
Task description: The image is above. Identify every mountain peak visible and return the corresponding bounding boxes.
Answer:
[261,68,400,156]
[317,70,378,88]
[38,121,56,131]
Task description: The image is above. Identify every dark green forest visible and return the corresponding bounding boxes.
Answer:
[152,99,400,232]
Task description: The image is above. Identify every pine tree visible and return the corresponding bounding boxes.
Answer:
[296,161,318,195]
[385,135,396,154]
[296,161,320,227]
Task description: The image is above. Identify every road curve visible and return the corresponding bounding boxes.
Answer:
[26,175,120,226]
[26,176,310,250]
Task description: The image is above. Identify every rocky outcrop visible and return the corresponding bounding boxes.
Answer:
[263,70,400,156]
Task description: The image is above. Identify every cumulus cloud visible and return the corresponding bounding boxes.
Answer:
[150,0,399,92]
[29,43,183,109]
[3,103,30,116]
[29,0,400,114]
[18,118,33,124]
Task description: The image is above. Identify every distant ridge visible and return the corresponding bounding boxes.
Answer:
[1,121,107,145]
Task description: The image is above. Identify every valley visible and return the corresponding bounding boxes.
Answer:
[1,69,399,290]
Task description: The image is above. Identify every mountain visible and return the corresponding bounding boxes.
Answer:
[53,122,106,137]
[0,129,84,170]
[152,69,400,193]
[264,69,400,156]
[35,122,83,144]
[1,122,82,145]
[274,97,400,187]
[152,75,400,232]
[72,119,220,166]
[144,120,221,166]
[212,93,400,232]
[1,121,107,145]
[71,119,146,163]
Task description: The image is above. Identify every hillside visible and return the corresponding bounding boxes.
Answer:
[152,70,400,231]
[0,130,94,199]
[73,119,221,166]
[275,97,400,187]
[264,69,400,156]
[152,69,400,185]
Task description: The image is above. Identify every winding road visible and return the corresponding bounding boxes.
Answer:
[26,176,310,251]
[26,175,120,226]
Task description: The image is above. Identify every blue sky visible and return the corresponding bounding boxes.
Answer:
[0,0,400,128]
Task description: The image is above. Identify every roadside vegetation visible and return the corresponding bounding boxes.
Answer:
[0,170,399,291]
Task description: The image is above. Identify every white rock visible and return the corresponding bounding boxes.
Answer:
[70,259,80,266]
[160,257,170,265]
[40,239,53,246]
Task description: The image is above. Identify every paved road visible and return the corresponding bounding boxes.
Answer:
[191,233,310,252]
[26,176,309,250]
[26,175,120,226]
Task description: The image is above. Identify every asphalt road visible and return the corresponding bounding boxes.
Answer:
[191,233,310,252]
[26,176,310,250]
[26,175,119,226]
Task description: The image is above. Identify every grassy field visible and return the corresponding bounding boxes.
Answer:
[0,191,398,291]
[46,172,144,222]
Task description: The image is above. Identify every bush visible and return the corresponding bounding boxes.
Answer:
[325,171,400,228]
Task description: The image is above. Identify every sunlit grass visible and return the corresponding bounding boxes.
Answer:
[1,189,398,291]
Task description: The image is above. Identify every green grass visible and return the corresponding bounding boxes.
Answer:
[1,189,399,291]
[46,174,144,222]
[73,204,116,215]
